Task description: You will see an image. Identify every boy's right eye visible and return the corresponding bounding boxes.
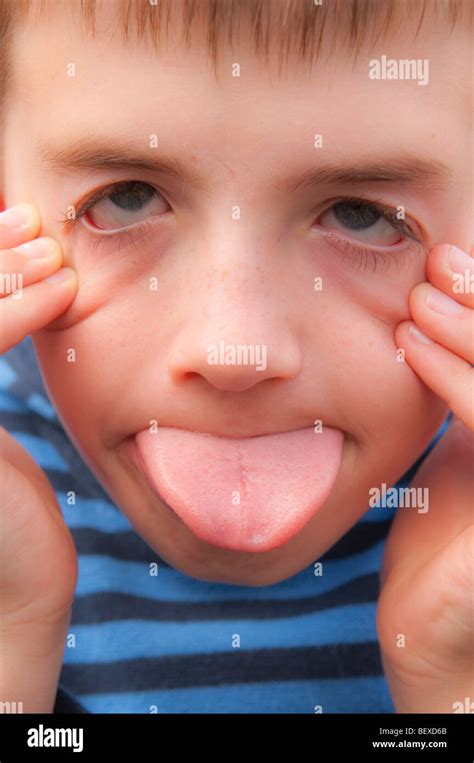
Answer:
[77,180,170,232]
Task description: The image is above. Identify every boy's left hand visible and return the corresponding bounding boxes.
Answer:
[377,243,474,713]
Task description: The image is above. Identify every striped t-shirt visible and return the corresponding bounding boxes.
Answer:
[0,337,449,713]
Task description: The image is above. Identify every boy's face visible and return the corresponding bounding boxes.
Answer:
[2,4,471,584]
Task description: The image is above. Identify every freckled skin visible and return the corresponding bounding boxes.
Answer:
[2,4,471,584]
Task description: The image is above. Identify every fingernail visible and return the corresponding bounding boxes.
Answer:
[426,287,464,315]
[45,267,75,284]
[13,238,58,258]
[0,203,32,231]
[448,245,472,275]
[408,324,433,344]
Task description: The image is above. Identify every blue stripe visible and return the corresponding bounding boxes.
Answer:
[64,602,377,664]
[0,390,29,413]
[75,541,384,602]
[0,357,17,387]
[26,392,58,421]
[77,676,394,713]
[359,505,396,523]
[59,495,132,532]
[10,432,69,471]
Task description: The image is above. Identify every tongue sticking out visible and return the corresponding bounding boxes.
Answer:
[134,427,344,553]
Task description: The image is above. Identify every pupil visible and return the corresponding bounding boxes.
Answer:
[333,201,380,230]
[109,183,155,211]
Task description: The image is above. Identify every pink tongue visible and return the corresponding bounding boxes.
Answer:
[135,427,343,552]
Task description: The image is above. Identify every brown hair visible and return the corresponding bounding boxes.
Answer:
[0,0,471,118]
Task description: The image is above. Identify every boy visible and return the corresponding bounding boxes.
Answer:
[0,0,472,713]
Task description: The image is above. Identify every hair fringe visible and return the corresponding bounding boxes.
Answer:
[0,0,471,112]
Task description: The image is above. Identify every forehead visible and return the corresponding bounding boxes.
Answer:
[7,1,472,174]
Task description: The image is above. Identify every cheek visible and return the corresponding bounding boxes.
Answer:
[301,239,430,420]
[47,223,175,330]
[308,237,427,324]
[32,328,110,449]
[34,301,143,390]
[306,284,447,447]
[32,284,178,451]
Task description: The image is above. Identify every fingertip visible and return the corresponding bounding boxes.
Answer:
[395,319,413,341]
[15,202,42,234]
[44,266,77,286]
[395,320,432,350]
[409,281,429,308]
[425,243,451,280]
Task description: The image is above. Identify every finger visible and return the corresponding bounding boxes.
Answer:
[426,243,474,310]
[0,203,41,249]
[0,267,78,354]
[409,282,474,363]
[395,320,473,430]
[0,238,63,297]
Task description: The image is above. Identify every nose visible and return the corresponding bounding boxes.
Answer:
[168,245,302,393]
[170,332,301,392]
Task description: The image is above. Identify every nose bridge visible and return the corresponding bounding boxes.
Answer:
[193,212,272,327]
[167,220,302,392]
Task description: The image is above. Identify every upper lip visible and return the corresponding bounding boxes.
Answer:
[133,424,337,440]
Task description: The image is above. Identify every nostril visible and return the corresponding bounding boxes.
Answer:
[182,371,202,383]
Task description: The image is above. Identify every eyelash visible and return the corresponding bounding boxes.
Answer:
[61,183,423,271]
[322,234,414,274]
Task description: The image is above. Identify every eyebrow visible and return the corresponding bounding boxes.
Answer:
[39,136,454,194]
[38,136,209,191]
[281,156,454,193]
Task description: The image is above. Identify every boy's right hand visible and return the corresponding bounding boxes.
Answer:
[0,203,79,713]
[0,202,77,352]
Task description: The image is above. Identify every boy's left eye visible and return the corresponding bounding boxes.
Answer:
[79,181,170,231]
[316,199,409,246]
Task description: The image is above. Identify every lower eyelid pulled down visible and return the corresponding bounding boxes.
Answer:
[61,215,158,258]
[73,219,422,277]
[313,227,425,275]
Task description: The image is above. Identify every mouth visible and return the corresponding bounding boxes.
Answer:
[131,426,344,553]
